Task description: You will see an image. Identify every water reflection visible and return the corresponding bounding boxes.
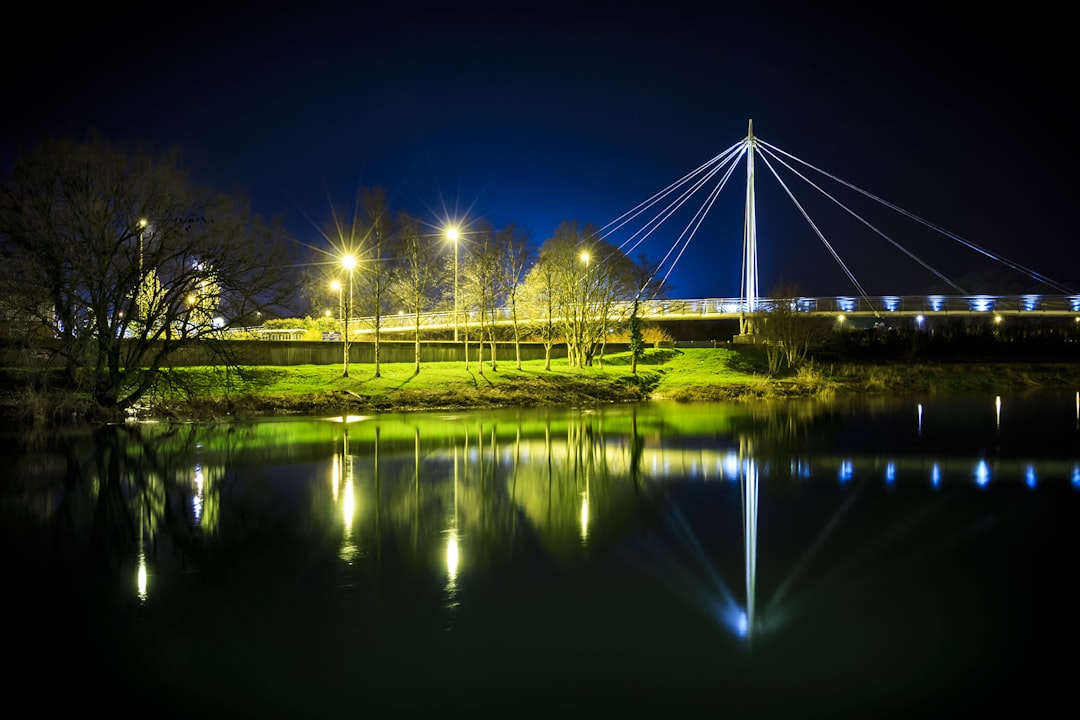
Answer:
[3,392,1079,713]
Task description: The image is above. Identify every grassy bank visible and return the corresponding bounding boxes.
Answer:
[4,346,1080,426]
[143,346,1080,420]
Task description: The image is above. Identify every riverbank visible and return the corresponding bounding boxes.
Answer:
[4,347,1080,426]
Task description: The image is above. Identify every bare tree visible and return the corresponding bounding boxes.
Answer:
[459,221,502,374]
[498,223,532,370]
[523,221,638,368]
[355,187,396,378]
[392,214,442,374]
[520,242,560,370]
[0,133,295,414]
[628,254,666,374]
[323,187,398,378]
[757,284,833,374]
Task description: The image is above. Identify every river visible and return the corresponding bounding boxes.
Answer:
[3,390,1078,717]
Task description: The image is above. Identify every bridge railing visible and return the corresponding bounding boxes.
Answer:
[638,295,1080,316]
[330,294,1080,334]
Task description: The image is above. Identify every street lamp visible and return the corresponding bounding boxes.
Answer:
[580,251,591,318]
[138,218,148,277]
[341,254,356,377]
[447,227,460,342]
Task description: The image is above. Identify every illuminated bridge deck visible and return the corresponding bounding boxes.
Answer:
[348,294,1080,334]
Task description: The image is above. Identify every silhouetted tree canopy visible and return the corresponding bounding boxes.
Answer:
[0,132,297,413]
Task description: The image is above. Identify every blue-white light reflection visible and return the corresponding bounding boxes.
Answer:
[975,460,991,488]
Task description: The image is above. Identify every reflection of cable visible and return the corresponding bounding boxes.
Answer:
[617,501,742,636]
[764,480,866,616]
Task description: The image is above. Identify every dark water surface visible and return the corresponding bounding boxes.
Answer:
[3,391,1079,717]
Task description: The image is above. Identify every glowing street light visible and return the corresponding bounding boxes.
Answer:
[341,254,356,377]
[447,227,460,343]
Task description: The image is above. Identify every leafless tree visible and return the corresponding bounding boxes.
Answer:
[0,133,295,414]
[498,223,532,370]
[757,284,833,374]
[522,221,637,368]
[392,214,442,374]
[459,221,502,374]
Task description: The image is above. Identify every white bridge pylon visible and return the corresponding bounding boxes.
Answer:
[742,119,758,336]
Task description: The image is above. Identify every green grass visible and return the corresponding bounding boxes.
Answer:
[155,346,795,417]
[9,344,1080,426]
[217,352,668,397]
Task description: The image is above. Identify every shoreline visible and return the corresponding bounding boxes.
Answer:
[3,356,1080,428]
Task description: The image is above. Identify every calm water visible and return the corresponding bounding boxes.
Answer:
[4,391,1079,717]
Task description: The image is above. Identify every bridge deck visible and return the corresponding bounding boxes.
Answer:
[343,294,1080,333]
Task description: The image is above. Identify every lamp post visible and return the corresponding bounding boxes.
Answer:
[580,250,590,315]
[135,218,149,321]
[341,255,356,377]
[138,218,148,277]
[447,227,460,342]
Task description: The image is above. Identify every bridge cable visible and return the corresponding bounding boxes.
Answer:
[758,139,1077,295]
[755,142,968,295]
[756,150,879,316]
[658,151,745,292]
[590,144,745,292]
[603,143,745,263]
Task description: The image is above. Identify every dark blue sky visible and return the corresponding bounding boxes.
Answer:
[4,1,1076,299]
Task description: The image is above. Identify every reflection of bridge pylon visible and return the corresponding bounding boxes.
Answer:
[739,435,759,644]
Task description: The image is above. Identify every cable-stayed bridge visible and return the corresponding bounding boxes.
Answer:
[601,119,1078,334]
[338,120,1078,337]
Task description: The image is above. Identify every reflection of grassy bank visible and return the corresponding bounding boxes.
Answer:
[5,346,1080,425]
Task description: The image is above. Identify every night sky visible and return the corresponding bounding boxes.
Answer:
[4,1,1076,300]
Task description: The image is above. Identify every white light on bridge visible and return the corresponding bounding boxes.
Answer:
[929,295,945,311]
[836,296,855,312]
[882,296,901,312]
[970,295,994,312]
[1022,295,1041,311]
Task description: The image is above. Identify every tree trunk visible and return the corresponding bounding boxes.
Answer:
[413,312,421,375]
[373,307,381,378]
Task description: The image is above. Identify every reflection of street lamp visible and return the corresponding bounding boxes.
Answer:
[447,227,460,343]
[341,255,355,377]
